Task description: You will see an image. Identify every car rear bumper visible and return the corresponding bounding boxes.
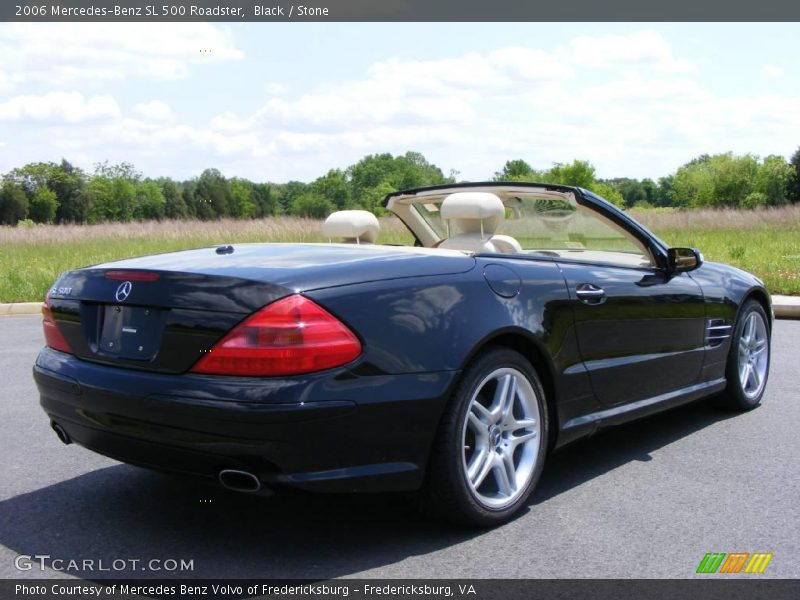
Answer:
[34,347,456,493]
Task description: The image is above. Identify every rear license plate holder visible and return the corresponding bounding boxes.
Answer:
[97,305,165,360]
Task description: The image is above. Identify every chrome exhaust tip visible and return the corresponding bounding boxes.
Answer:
[218,469,261,493]
[51,421,72,445]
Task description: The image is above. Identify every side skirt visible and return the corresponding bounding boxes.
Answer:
[562,377,727,433]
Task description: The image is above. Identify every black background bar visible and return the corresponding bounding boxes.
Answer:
[4,0,800,22]
[3,579,800,600]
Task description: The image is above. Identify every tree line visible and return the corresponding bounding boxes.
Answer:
[495,149,800,209]
[1,148,799,226]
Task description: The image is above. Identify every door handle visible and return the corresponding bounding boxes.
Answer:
[575,283,606,305]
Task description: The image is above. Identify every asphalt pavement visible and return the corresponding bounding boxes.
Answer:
[1,315,798,580]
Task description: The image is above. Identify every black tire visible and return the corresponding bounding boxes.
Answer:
[419,347,548,526]
[717,299,771,411]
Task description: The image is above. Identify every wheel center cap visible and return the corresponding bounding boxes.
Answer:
[489,426,502,447]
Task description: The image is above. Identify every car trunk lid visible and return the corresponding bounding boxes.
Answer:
[44,243,475,374]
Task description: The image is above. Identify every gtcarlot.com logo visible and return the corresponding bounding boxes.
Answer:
[15,554,194,572]
[696,552,773,574]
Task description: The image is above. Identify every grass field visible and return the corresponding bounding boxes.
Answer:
[1,207,798,303]
[631,206,800,297]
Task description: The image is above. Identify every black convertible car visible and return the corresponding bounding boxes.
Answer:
[34,183,772,525]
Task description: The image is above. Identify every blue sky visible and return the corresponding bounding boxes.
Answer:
[0,23,798,182]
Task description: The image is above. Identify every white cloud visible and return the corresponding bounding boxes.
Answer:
[181,38,701,179]
[0,23,244,91]
[0,92,120,123]
[217,47,573,136]
[264,82,288,96]
[1,27,798,184]
[567,31,696,73]
[764,64,784,78]
[134,100,173,121]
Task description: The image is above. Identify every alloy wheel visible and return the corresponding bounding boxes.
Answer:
[737,311,769,400]
[461,367,542,509]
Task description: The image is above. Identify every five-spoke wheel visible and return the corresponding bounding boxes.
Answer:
[420,348,547,526]
[462,368,541,509]
[721,299,771,410]
[737,311,769,400]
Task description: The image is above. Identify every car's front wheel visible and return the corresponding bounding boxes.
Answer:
[719,299,771,411]
[420,348,548,526]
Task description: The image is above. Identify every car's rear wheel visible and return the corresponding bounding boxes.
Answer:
[420,348,548,526]
[718,299,771,411]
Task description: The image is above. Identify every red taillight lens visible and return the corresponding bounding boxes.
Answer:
[42,294,73,354]
[190,295,362,377]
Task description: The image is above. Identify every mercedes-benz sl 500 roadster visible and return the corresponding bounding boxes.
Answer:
[34,183,772,525]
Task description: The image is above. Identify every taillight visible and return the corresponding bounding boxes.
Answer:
[42,293,73,354]
[190,295,361,377]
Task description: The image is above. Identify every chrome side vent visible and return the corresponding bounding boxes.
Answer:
[706,319,732,348]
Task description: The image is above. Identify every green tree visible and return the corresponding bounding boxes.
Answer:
[742,191,768,209]
[111,177,137,221]
[310,169,350,210]
[346,153,400,211]
[4,160,86,223]
[80,162,143,222]
[395,151,452,189]
[83,176,116,223]
[669,152,791,208]
[0,182,29,225]
[493,159,536,181]
[183,180,215,220]
[641,178,659,205]
[589,182,625,207]
[290,192,334,219]
[656,175,680,207]
[787,147,800,203]
[345,151,449,213]
[360,181,397,216]
[607,178,648,208]
[275,181,307,215]
[753,155,792,205]
[133,180,166,220]
[29,186,58,223]
[196,168,232,218]
[229,178,257,219]
[541,160,625,207]
[160,179,189,219]
[94,161,141,182]
[541,160,597,189]
[252,183,278,217]
[50,160,87,223]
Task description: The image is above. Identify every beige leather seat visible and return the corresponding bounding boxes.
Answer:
[438,192,521,253]
[322,210,380,244]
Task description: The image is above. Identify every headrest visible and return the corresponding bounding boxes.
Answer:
[440,192,505,220]
[440,192,505,235]
[321,210,380,243]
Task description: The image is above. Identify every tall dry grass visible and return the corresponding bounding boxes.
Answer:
[0,217,415,302]
[629,205,800,231]
[0,217,411,246]
[1,209,798,302]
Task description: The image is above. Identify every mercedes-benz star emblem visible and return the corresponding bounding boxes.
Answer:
[115,281,133,303]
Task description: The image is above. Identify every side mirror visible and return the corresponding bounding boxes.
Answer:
[667,247,703,273]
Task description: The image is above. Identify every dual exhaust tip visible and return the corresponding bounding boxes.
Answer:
[50,421,262,495]
[218,469,262,493]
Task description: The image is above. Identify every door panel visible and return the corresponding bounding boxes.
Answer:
[559,262,706,406]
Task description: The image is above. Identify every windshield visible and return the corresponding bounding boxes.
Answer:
[413,195,645,255]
